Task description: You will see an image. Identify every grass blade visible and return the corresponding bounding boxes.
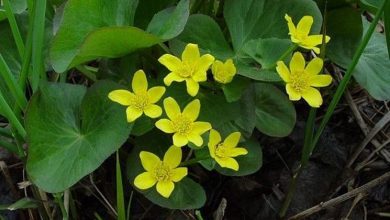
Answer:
[2,0,25,59]
[0,90,26,139]
[384,0,390,58]
[116,151,125,220]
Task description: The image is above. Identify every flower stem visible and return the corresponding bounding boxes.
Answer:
[54,193,68,220]
[0,90,26,139]
[3,0,25,59]
[180,155,210,166]
[272,44,298,68]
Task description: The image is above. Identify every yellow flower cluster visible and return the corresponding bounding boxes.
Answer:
[108,43,245,198]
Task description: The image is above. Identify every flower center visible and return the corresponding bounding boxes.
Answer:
[215,143,228,158]
[130,92,149,111]
[290,70,310,93]
[178,62,195,78]
[172,115,193,135]
[154,162,172,182]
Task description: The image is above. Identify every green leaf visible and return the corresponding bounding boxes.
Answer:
[146,0,189,40]
[384,0,390,58]
[254,83,296,137]
[223,0,322,51]
[215,138,262,176]
[134,0,176,29]
[234,85,257,137]
[222,76,251,102]
[0,198,38,211]
[174,14,235,60]
[50,0,156,73]
[26,81,132,192]
[326,7,363,67]
[236,62,281,81]
[242,38,293,69]
[127,132,206,210]
[0,0,27,21]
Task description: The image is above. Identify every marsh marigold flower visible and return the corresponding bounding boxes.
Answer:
[108,70,166,122]
[211,59,236,84]
[208,129,248,171]
[158,43,215,96]
[285,14,330,54]
[134,146,187,198]
[155,97,211,147]
[276,52,332,108]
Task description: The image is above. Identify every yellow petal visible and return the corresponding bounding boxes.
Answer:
[147,86,166,103]
[284,14,296,35]
[296,15,313,37]
[305,57,323,75]
[164,72,185,86]
[185,79,200,97]
[208,143,216,158]
[144,104,162,118]
[223,132,241,148]
[225,147,248,157]
[163,146,182,169]
[163,97,181,119]
[301,87,323,108]
[126,106,143,122]
[108,90,134,106]
[286,84,302,101]
[194,54,215,77]
[158,54,182,72]
[155,119,175,133]
[139,151,161,172]
[173,133,188,147]
[182,99,200,121]
[290,52,305,72]
[156,181,175,198]
[192,122,212,134]
[187,133,203,147]
[171,167,188,182]
[208,129,221,148]
[134,172,157,189]
[305,35,330,46]
[132,70,148,94]
[182,43,200,63]
[310,75,332,87]
[276,61,290,82]
[215,157,239,171]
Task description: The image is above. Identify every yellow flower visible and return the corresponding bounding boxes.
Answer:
[285,14,330,54]
[134,146,188,198]
[276,52,332,108]
[155,97,212,147]
[108,70,166,122]
[158,43,215,97]
[208,129,248,171]
[211,59,236,84]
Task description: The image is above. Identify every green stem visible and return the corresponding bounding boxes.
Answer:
[54,193,68,220]
[0,55,27,109]
[180,156,210,166]
[158,43,171,54]
[271,44,298,69]
[0,91,26,139]
[0,139,19,154]
[191,0,205,13]
[0,127,13,138]
[75,65,97,82]
[3,0,25,59]
[116,151,125,220]
[309,0,388,161]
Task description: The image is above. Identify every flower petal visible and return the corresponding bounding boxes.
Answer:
[158,54,182,72]
[215,157,239,171]
[286,84,302,101]
[192,122,212,134]
[305,57,323,75]
[276,61,290,82]
[171,167,188,182]
[208,129,221,148]
[310,75,332,87]
[147,86,166,103]
[284,14,296,35]
[188,133,203,147]
[155,119,175,133]
[185,79,200,97]
[132,70,148,94]
[182,43,200,63]
[226,147,248,157]
[139,151,161,172]
[301,87,323,108]
[173,133,188,147]
[108,90,134,106]
[305,35,330,46]
[144,104,162,118]
[164,72,185,86]
[156,181,175,198]
[163,97,181,119]
[126,106,143,122]
[290,52,305,72]
[223,132,241,148]
[194,54,214,76]
[182,99,200,121]
[163,146,182,169]
[297,15,313,37]
[134,172,157,189]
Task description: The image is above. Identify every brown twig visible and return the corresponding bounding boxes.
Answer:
[288,172,390,220]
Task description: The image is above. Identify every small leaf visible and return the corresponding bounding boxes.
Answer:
[0,198,38,211]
